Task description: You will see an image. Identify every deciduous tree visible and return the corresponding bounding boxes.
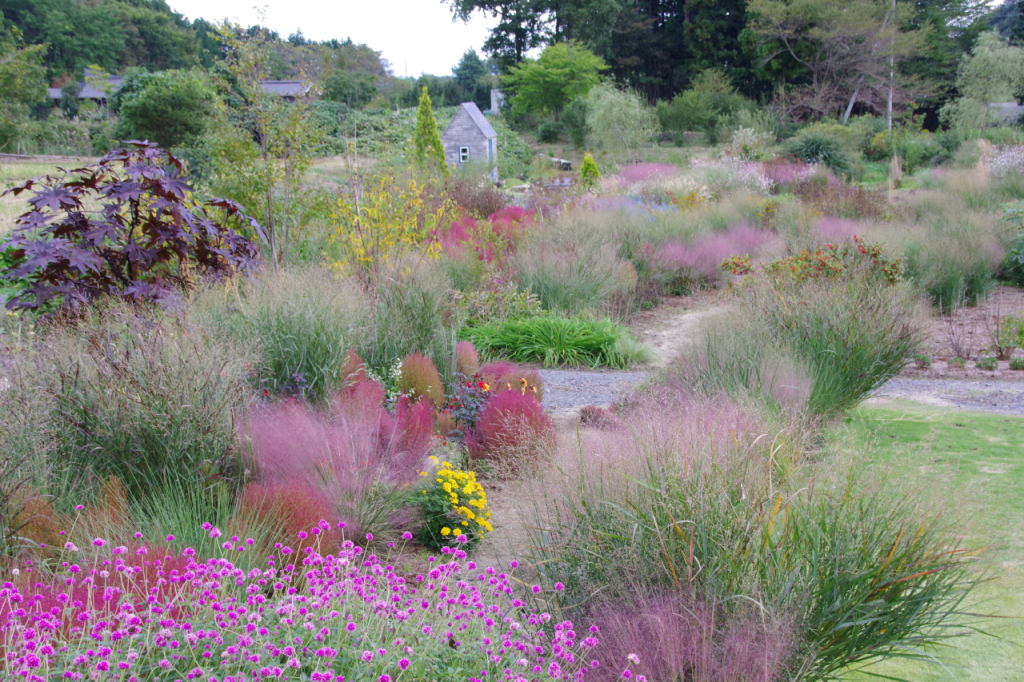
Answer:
[501,41,606,120]
[940,31,1024,130]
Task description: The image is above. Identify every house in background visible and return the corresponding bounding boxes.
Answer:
[442,102,498,180]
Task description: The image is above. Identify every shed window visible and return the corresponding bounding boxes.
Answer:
[459,146,470,162]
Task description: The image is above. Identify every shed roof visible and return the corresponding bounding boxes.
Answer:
[456,102,496,139]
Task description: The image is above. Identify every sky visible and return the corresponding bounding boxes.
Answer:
[167,0,496,77]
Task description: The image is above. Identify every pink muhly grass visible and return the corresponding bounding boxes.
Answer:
[589,593,794,682]
[815,217,860,244]
[654,224,773,281]
[455,341,480,376]
[397,353,445,408]
[618,163,678,185]
[467,390,555,468]
[479,361,545,400]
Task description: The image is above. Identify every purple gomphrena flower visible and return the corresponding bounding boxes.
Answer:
[627,654,639,665]
[554,583,565,591]
[297,531,308,540]
[366,533,373,542]
[510,560,518,569]
[531,585,541,594]
[379,676,390,682]
[622,671,632,679]
[401,532,412,541]
[346,623,356,632]
[75,505,84,511]
[399,659,410,671]
[338,522,346,529]
[166,535,174,542]
[209,527,222,538]
[112,546,127,555]
[64,542,78,552]
[92,538,105,547]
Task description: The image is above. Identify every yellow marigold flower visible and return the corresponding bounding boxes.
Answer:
[461,521,469,527]
[442,461,451,467]
[443,482,452,493]
[440,527,451,536]
[429,455,438,463]
[419,471,428,476]
[454,528,463,535]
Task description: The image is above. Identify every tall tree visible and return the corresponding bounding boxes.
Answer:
[500,41,607,119]
[745,0,928,121]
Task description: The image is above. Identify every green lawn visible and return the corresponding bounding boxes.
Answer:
[842,406,1024,682]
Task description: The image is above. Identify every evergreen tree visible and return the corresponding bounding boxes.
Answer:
[580,152,600,188]
[413,87,449,176]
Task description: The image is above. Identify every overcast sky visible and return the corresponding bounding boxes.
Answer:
[167,0,496,77]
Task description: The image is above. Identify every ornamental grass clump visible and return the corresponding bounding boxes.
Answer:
[48,308,253,502]
[415,455,493,551]
[397,353,445,408]
[466,389,555,475]
[0,522,601,681]
[525,397,982,681]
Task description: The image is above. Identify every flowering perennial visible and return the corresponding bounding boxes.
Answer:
[416,456,493,551]
[0,525,594,681]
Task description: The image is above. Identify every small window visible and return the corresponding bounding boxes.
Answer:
[459,146,470,162]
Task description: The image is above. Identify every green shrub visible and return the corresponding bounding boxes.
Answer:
[976,356,998,370]
[915,354,932,369]
[1010,357,1024,370]
[536,120,563,143]
[561,97,588,149]
[49,309,253,501]
[786,131,856,178]
[949,356,967,369]
[904,236,998,313]
[461,316,652,368]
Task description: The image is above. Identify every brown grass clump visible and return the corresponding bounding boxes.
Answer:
[397,353,445,408]
[454,341,480,376]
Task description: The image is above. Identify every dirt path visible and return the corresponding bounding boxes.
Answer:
[865,377,1024,415]
[537,294,724,417]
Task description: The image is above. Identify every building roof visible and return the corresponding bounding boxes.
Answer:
[457,102,497,139]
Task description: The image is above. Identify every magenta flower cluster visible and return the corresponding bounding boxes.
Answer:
[0,526,599,681]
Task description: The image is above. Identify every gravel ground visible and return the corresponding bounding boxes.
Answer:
[867,377,1024,415]
[538,368,651,414]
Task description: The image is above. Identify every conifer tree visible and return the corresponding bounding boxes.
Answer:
[413,87,449,176]
[580,152,600,189]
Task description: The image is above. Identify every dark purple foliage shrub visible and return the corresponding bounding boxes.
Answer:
[590,593,794,682]
[0,142,263,311]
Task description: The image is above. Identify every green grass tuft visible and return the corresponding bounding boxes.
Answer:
[460,316,653,368]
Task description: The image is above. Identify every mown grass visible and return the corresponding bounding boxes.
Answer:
[842,406,1024,682]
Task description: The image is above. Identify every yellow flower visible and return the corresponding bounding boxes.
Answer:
[440,527,451,536]
[453,528,463,535]
[429,455,438,463]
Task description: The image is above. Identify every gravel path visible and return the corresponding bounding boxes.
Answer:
[866,377,1024,415]
[538,369,650,414]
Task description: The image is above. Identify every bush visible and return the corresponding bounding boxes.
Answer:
[1010,357,1024,370]
[905,244,996,312]
[586,83,659,160]
[463,316,652,369]
[561,97,588,149]
[50,310,253,501]
[1002,201,1024,286]
[466,389,555,472]
[114,68,221,149]
[786,132,855,179]
[397,353,445,407]
[0,143,263,312]
[537,119,563,143]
